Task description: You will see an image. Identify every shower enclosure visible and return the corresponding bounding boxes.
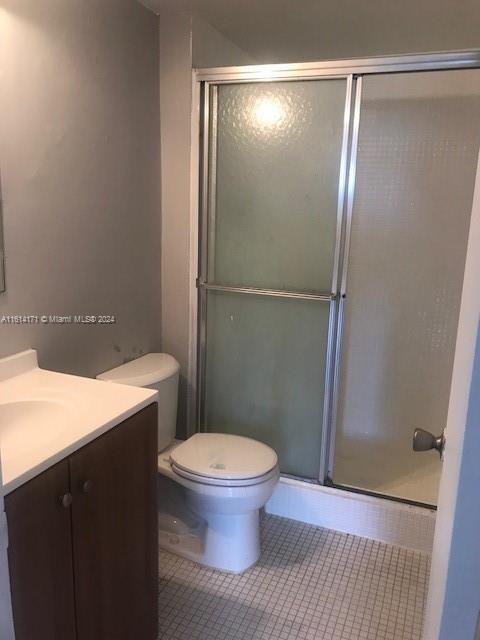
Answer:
[196,53,480,506]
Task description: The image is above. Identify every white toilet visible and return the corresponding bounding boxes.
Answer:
[97,353,279,573]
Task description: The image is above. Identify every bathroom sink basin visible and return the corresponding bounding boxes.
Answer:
[0,349,158,493]
[0,400,74,462]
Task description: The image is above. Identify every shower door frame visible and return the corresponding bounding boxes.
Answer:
[197,72,355,484]
[192,50,480,492]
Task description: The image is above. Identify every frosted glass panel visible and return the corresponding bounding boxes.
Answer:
[208,80,347,293]
[204,292,330,478]
[333,70,480,504]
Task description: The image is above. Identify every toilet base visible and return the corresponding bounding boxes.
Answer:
[157,448,278,574]
[159,509,260,574]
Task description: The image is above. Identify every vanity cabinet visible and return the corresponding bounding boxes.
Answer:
[5,403,158,640]
[5,459,76,639]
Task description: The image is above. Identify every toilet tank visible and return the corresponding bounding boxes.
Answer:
[96,353,180,452]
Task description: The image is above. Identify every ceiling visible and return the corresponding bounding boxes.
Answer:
[139,0,480,64]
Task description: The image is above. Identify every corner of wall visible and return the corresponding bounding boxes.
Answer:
[158,10,194,439]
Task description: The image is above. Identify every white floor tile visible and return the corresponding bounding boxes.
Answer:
[158,514,429,640]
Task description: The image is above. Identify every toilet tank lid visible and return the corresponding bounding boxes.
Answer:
[96,353,180,386]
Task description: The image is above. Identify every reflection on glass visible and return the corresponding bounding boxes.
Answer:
[208,79,347,293]
[253,96,286,129]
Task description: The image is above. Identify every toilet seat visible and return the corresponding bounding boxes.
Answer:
[170,462,279,487]
[170,433,278,487]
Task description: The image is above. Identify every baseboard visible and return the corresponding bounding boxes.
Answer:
[266,476,436,554]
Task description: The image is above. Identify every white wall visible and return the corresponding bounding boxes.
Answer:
[0,0,161,378]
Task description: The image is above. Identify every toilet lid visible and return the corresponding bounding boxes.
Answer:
[170,433,278,482]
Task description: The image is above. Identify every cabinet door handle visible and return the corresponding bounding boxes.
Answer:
[82,480,93,494]
[59,493,73,508]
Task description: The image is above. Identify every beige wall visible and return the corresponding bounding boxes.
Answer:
[0,0,161,377]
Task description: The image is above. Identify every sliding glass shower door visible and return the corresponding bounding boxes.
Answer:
[198,79,350,478]
[332,70,480,505]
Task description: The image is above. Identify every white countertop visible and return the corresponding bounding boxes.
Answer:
[0,350,158,494]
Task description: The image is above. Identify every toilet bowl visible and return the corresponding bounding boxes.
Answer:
[97,353,280,573]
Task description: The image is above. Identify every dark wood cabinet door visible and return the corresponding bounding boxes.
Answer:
[69,403,158,640]
[5,460,77,640]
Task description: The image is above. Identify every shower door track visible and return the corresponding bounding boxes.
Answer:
[195,51,480,83]
[325,480,437,511]
[193,50,480,505]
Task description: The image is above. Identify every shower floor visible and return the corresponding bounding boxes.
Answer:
[334,440,441,505]
[158,514,430,640]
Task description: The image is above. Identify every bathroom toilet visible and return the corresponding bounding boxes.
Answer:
[97,353,279,573]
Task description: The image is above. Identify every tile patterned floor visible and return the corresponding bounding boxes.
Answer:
[158,514,430,640]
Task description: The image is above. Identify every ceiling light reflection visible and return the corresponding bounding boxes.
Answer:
[253,97,285,128]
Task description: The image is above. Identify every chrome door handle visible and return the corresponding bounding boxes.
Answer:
[413,428,445,458]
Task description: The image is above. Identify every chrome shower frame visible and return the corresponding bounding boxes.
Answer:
[192,50,480,493]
